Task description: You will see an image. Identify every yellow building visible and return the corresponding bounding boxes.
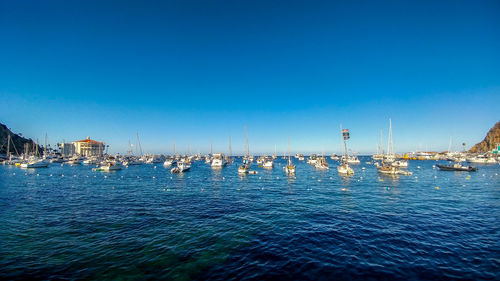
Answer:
[72,137,105,157]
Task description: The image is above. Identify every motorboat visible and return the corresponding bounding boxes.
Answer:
[467,155,497,164]
[93,161,123,171]
[171,161,190,173]
[238,164,250,174]
[20,157,49,168]
[391,160,408,168]
[67,156,83,165]
[376,162,413,175]
[437,163,477,172]
[211,153,227,168]
[337,162,354,175]
[163,158,176,167]
[342,155,360,164]
[307,154,318,165]
[315,156,329,170]
[262,157,273,168]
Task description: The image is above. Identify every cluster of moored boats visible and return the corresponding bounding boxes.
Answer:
[2,119,497,175]
[3,150,493,176]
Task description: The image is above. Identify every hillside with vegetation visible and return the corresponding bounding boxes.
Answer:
[0,122,40,156]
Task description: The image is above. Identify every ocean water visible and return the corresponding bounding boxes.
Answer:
[0,157,499,280]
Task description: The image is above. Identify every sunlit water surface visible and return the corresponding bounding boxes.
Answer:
[1,157,499,280]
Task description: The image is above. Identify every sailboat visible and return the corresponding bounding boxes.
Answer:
[372,129,385,160]
[376,119,411,175]
[225,136,234,164]
[284,135,296,175]
[337,125,354,175]
[239,125,251,174]
[385,119,408,168]
[315,150,329,170]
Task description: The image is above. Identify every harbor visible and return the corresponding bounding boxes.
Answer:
[1,156,499,280]
[2,0,500,279]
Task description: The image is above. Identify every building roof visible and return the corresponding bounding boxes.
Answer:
[74,137,103,144]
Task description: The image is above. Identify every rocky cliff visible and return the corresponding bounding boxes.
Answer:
[469,121,500,153]
[0,122,40,156]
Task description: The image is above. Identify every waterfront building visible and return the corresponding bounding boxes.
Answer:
[73,137,105,157]
[59,143,76,157]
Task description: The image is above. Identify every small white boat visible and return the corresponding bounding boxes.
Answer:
[376,162,413,175]
[83,157,100,165]
[238,164,250,174]
[391,160,408,168]
[337,163,354,175]
[211,153,227,168]
[307,154,318,165]
[171,160,190,173]
[20,158,49,168]
[256,156,265,165]
[284,164,296,174]
[67,156,82,165]
[93,161,122,171]
[163,158,176,167]
[179,161,191,172]
[262,158,273,168]
[346,155,360,164]
[467,156,497,164]
[315,157,329,170]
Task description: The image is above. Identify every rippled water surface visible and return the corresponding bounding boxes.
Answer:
[1,157,499,280]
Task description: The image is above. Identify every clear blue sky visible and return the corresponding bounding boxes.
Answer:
[1,0,499,155]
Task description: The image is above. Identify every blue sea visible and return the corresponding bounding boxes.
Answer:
[1,157,499,280]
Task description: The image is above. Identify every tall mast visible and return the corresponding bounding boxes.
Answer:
[287,135,291,162]
[244,125,249,157]
[228,136,232,156]
[448,135,453,153]
[378,128,384,155]
[188,139,191,155]
[388,118,393,156]
[210,137,212,155]
[6,134,10,159]
[44,133,47,157]
[174,138,177,155]
[135,132,143,156]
